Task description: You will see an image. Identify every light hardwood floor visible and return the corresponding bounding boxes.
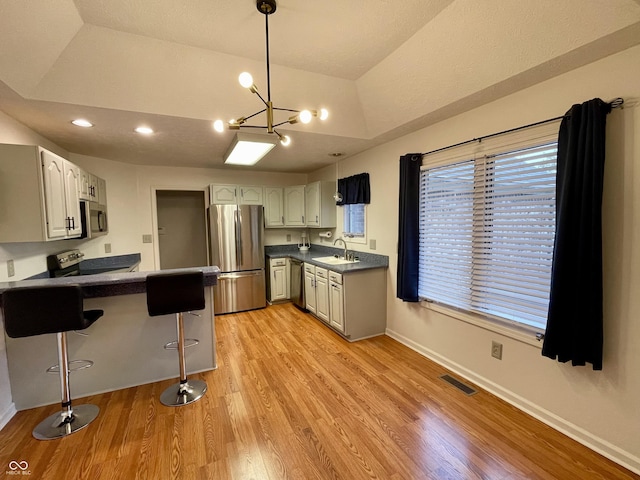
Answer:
[0,302,638,479]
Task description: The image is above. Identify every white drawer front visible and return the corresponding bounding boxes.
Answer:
[328,271,342,285]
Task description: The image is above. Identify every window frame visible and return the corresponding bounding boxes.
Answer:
[342,203,367,244]
[418,122,560,344]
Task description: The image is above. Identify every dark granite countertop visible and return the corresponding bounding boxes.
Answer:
[0,266,220,300]
[265,245,388,273]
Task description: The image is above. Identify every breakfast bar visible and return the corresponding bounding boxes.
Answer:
[0,266,220,410]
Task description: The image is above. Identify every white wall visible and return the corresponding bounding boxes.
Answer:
[324,45,640,473]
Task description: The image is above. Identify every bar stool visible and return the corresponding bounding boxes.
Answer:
[1,285,103,440]
[146,271,207,406]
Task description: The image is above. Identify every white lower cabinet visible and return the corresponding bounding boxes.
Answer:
[304,264,329,322]
[328,271,344,332]
[304,263,317,314]
[315,267,329,323]
[304,263,387,341]
[268,258,289,303]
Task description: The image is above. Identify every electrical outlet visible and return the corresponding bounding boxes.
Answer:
[491,341,503,360]
[104,243,112,253]
[369,239,376,250]
[142,234,153,244]
[286,234,291,242]
[7,259,15,277]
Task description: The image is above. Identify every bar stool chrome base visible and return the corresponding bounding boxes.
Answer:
[33,404,99,440]
[160,379,207,407]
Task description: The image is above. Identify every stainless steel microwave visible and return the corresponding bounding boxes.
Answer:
[80,201,108,238]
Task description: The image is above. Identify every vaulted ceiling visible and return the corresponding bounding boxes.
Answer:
[1,0,639,172]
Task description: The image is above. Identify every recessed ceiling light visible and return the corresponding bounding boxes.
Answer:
[71,119,93,128]
[328,152,344,157]
[135,126,154,135]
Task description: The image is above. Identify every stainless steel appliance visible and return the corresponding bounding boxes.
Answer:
[80,201,108,239]
[47,249,136,277]
[208,204,266,314]
[289,258,305,309]
[47,249,85,277]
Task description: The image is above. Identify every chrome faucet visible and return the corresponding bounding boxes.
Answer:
[333,237,348,259]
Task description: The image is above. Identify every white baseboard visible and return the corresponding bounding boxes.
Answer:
[386,328,640,476]
[0,402,16,431]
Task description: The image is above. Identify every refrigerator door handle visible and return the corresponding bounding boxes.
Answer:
[220,271,263,280]
[237,208,243,265]
[233,209,240,266]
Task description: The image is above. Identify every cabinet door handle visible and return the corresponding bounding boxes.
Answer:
[316,215,318,222]
[302,215,305,223]
[281,216,284,224]
[71,217,75,229]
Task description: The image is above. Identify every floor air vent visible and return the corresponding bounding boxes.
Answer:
[439,374,477,396]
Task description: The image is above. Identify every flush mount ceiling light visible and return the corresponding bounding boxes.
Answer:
[215,0,329,165]
[224,132,278,166]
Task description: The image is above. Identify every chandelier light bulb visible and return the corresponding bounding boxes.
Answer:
[280,135,291,146]
[319,108,329,121]
[213,120,224,132]
[299,110,312,124]
[239,72,254,89]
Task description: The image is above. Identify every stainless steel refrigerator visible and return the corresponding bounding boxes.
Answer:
[208,204,266,315]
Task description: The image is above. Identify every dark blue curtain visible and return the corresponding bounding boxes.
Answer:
[397,154,422,302]
[336,173,370,205]
[542,98,611,371]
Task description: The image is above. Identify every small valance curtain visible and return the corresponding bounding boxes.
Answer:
[397,154,423,302]
[336,173,370,205]
[542,98,612,371]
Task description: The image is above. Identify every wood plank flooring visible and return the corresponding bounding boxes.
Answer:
[0,303,638,479]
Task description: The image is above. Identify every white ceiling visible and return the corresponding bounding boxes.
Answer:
[1,0,639,173]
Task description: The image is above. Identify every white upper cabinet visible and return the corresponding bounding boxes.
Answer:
[41,149,82,239]
[284,186,305,226]
[79,169,91,201]
[0,144,83,242]
[210,184,263,205]
[210,184,238,204]
[62,157,82,237]
[264,187,285,227]
[238,185,263,205]
[97,177,107,205]
[305,181,336,228]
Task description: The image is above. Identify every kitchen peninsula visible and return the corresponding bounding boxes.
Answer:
[0,266,220,410]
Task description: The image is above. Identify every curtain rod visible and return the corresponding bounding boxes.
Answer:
[420,97,624,157]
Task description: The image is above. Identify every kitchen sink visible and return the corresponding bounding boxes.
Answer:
[313,256,360,265]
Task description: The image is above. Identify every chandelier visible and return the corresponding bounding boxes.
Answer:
[214,0,329,165]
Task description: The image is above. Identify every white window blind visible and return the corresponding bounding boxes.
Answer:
[418,142,557,330]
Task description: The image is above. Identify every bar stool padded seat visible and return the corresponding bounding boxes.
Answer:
[146,270,207,406]
[1,284,103,440]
